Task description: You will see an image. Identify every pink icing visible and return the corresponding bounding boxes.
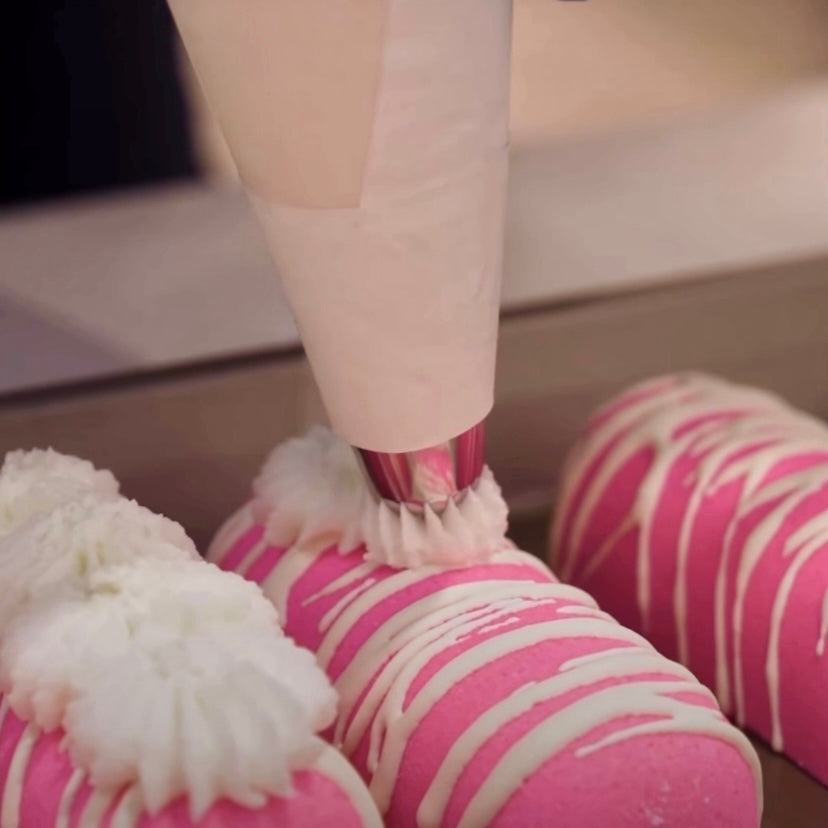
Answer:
[552,372,828,785]
[212,492,761,827]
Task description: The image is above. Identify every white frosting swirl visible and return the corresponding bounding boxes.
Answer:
[0,449,119,534]
[254,426,368,554]
[0,448,340,818]
[253,427,509,567]
[3,559,338,819]
[361,467,509,567]
[0,496,196,629]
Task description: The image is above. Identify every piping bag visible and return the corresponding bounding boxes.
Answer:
[169,0,512,517]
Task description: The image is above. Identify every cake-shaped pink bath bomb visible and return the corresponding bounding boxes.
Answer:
[551,372,828,785]
[0,449,381,828]
[210,427,762,827]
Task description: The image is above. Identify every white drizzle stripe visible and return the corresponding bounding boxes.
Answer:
[1,724,36,828]
[818,591,828,657]
[319,573,499,671]
[342,595,563,756]
[236,537,269,577]
[304,563,378,606]
[416,648,689,827]
[673,429,824,667]
[367,618,653,814]
[555,382,706,580]
[261,541,330,623]
[55,768,85,828]
[336,588,527,747]
[314,747,384,828]
[77,790,117,828]
[553,372,828,762]
[457,680,760,828]
[319,578,379,635]
[207,504,255,564]
[109,786,143,828]
[764,514,828,748]
[730,469,828,725]
[332,580,595,736]
[316,551,581,677]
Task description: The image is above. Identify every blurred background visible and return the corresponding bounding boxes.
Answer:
[190,0,828,179]
[2,0,828,394]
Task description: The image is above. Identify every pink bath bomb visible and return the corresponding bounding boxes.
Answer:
[551,372,828,785]
[211,491,761,827]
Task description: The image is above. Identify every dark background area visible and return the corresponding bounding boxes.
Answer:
[1,0,196,206]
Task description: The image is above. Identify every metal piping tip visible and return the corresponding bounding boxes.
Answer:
[357,420,486,514]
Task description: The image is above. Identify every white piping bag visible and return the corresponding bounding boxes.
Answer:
[169,0,512,511]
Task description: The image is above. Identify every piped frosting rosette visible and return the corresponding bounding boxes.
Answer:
[248,426,510,569]
[551,372,828,785]
[0,449,381,827]
[210,427,762,827]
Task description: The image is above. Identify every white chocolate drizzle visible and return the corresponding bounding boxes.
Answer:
[817,591,828,657]
[1,723,37,828]
[109,786,143,828]
[55,768,85,828]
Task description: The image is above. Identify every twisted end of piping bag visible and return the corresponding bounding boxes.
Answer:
[356,420,486,515]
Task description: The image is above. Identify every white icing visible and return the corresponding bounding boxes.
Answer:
[818,591,828,657]
[343,593,567,757]
[319,577,378,634]
[252,426,510,568]
[56,769,85,828]
[206,502,256,566]
[109,787,143,828]
[77,790,117,828]
[314,746,384,828]
[673,422,813,667]
[264,542,330,624]
[457,679,757,828]
[0,722,37,828]
[417,648,692,827]
[253,427,368,554]
[764,512,828,748]
[236,537,269,578]
[367,616,650,814]
[4,559,337,820]
[728,467,828,723]
[362,466,509,567]
[0,496,196,631]
[0,449,119,535]
[304,562,378,606]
